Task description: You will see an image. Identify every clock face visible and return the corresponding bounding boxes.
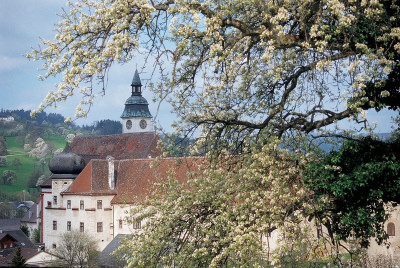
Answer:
[126,120,132,130]
[139,119,147,129]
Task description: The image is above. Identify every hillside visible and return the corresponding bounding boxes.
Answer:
[0,109,123,202]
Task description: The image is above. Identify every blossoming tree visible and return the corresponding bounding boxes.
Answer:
[28,0,400,266]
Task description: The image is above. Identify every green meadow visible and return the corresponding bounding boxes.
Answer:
[0,136,66,195]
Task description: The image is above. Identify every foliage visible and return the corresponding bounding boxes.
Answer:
[1,108,67,125]
[0,156,6,167]
[360,253,400,268]
[28,0,400,139]
[94,119,122,135]
[27,0,400,265]
[28,168,44,188]
[12,158,22,169]
[20,225,30,238]
[0,136,6,156]
[55,230,99,267]
[0,203,13,219]
[2,170,16,185]
[27,138,49,159]
[0,135,55,194]
[33,228,40,243]
[119,140,319,267]
[304,136,400,248]
[10,247,26,267]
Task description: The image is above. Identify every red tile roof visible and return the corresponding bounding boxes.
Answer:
[62,157,206,203]
[70,133,160,164]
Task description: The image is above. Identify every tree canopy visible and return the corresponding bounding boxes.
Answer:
[29,0,400,266]
[304,136,400,248]
[29,0,399,139]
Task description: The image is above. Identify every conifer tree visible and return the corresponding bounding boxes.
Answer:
[10,247,26,267]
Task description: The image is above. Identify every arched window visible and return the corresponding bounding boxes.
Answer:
[388,222,395,236]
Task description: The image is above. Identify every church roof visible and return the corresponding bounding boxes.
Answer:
[120,96,152,118]
[61,157,206,203]
[62,161,117,196]
[131,69,142,86]
[49,143,85,175]
[70,133,160,164]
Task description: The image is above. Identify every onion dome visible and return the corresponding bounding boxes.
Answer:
[49,143,85,175]
[121,70,152,118]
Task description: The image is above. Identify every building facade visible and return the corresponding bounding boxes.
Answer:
[39,70,400,261]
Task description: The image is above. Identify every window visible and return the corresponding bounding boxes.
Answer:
[80,222,84,232]
[67,221,71,231]
[52,243,56,249]
[67,200,71,209]
[97,222,103,232]
[133,221,141,229]
[388,222,395,236]
[47,201,51,208]
[119,219,123,229]
[53,196,57,205]
[80,200,84,210]
[97,200,102,209]
[53,221,57,230]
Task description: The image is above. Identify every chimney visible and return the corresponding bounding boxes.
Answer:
[106,156,115,189]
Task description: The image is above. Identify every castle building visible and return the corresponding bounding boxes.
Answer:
[38,70,400,260]
[39,70,165,250]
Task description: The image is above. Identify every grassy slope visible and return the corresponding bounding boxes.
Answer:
[0,136,66,194]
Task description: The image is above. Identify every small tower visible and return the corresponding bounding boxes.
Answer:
[121,70,153,133]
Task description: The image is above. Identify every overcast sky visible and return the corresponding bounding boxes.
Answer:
[0,0,174,131]
[0,1,397,134]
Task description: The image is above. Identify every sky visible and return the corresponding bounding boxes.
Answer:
[0,0,397,134]
[0,0,175,131]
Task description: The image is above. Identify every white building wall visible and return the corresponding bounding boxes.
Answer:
[122,117,153,133]
[44,193,115,251]
[113,204,151,237]
[367,207,400,259]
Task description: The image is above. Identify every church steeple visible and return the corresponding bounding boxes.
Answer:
[121,70,152,133]
[131,69,142,96]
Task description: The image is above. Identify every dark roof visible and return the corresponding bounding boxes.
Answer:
[0,247,40,266]
[20,203,38,224]
[0,219,21,231]
[121,96,152,118]
[70,133,160,164]
[96,234,128,267]
[49,143,85,175]
[62,157,205,203]
[39,177,52,188]
[0,233,17,242]
[131,69,142,86]
[2,202,34,210]
[5,230,35,248]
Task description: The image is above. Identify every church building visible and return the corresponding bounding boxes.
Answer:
[37,71,400,260]
[38,70,200,251]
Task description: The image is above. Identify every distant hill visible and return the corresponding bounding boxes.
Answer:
[0,108,124,203]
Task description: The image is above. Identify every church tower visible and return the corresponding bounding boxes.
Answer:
[121,70,153,133]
